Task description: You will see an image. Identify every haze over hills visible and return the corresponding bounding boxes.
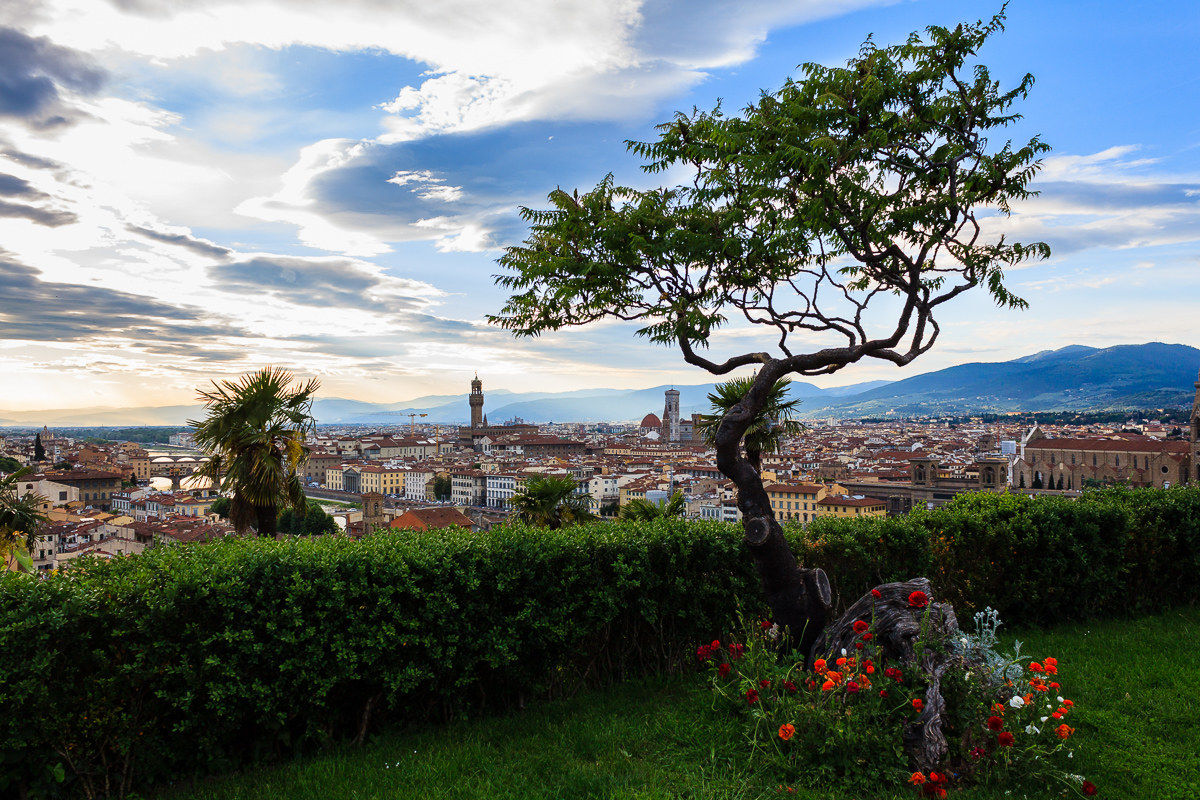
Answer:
[2,343,1196,427]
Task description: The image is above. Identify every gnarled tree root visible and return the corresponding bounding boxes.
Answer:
[812,577,980,773]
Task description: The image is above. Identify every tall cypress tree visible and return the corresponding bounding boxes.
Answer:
[33,433,45,462]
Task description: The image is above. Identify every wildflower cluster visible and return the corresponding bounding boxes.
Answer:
[700,606,1096,796]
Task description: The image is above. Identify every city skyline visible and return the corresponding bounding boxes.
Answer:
[3,0,1199,412]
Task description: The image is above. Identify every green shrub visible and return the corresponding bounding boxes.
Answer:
[2,488,1198,797]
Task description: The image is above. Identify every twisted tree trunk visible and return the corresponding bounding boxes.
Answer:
[714,366,970,770]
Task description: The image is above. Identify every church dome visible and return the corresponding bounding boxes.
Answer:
[640,413,662,428]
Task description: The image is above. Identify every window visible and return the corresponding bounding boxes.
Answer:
[1093,454,1098,467]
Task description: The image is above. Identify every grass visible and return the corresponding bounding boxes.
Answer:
[168,607,1200,800]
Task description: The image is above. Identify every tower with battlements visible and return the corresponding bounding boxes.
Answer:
[469,374,484,428]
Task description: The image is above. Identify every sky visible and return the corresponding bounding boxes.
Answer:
[1,0,1198,412]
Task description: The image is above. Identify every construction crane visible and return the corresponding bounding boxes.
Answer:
[406,412,428,436]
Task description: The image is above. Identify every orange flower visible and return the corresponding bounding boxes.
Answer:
[826,671,842,684]
[1063,699,1074,708]
[1044,657,1058,667]
[1056,723,1074,739]
[813,658,827,671]
[778,723,795,741]
[912,698,924,712]
[909,772,926,785]
[992,702,1005,713]
[1029,662,1043,673]
[836,657,847,667]
[821,680,834,691]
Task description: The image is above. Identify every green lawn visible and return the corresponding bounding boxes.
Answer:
[168,607,1200,800]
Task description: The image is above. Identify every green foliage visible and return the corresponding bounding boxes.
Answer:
[432,475,452,501]
[189,367,319,536]
[0,467,48,572]
[209,496,230,518]
[509,475,593,529]
[0,519,757,797]
[0,455,22,474]
[695,377,805,463]
[278,499,339,536]
[620,489,686,521]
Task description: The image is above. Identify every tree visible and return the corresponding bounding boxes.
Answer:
[509,475,593,529]
[189,368,319,537]
[695,376,805,472]
[0,455,22,474]
[492,10,1047,664]
[1,468,48,572]
[33,433,45,462]
[620,489,686,521]
[431,475,452,501]
[209,496,230,518]
[278,499,339,536]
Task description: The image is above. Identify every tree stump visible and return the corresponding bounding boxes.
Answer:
[812,577,977,773]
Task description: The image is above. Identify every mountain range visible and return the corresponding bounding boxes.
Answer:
[2,343,1196,427]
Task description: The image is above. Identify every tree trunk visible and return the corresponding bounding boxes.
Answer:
[813,577,978,773]
[256,505,277,538]
[712,362,831,659]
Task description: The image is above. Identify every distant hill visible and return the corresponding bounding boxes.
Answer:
[796,342,1200,418]
[4,343,1196,426]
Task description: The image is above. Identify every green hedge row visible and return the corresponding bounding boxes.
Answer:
[2,487,1198,798]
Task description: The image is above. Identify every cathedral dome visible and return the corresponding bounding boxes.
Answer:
[640,413,662,428]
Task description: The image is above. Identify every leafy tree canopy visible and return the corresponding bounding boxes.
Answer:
[492,10,1047,380]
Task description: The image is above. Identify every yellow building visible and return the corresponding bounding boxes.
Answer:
[815,494,887,518]
[765,481,830,523]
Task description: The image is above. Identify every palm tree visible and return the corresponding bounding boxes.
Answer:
[1,468,49,572]
[619,489,686,521]
[694,376,804,472]
[189,367,319,537]
[509,475,593,529]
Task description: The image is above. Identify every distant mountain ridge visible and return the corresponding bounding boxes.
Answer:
[3,343,1197,426]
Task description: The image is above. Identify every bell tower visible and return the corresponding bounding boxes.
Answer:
[469,373,484,429]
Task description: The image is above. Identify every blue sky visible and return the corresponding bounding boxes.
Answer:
[1,0,1197,412]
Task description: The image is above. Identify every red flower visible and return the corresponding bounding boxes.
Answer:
[1082,780,1097,796]
[908,590,929,608]
[997,731,1015,747]
[1050,682,1060,690]
[718,662,731,677]
[746,689,759,705]
[711,640,720,649]
[871,588,883,599]
[729,643,745,661]
[855,642,864,650]
[853,620,870,633]
[986,715,1004,731]
[879,689,888,698]
[761,619,773,631]
[912,698,923,712]
[847,681,860,693]
[862,632,873,641]
[760,678,771,689]
[1029,661,1043,673]
[782,680,797,693]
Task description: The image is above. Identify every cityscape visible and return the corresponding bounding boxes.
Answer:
[2,1,1199,799]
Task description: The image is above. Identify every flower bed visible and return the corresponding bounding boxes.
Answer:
[700,605,1099,796]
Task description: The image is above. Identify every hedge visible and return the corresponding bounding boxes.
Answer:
[2,487,1198,798]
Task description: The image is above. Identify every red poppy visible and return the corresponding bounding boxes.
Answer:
[1082,780,1097,796]
[718,662,731,678]
[997,731,1015,747]
[986,715,1004,731]
[855,642,864,650]
[862,632,873,641]
[847,681,860,693]
[853,620,870,633]
[746,689,759,704]
[912,698,923,711]
[871,588,883,599]
[908,590,929,608]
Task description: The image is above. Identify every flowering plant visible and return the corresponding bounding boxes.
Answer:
[699,605,1096,796]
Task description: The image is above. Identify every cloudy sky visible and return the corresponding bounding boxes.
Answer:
[2,0,1198,412]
